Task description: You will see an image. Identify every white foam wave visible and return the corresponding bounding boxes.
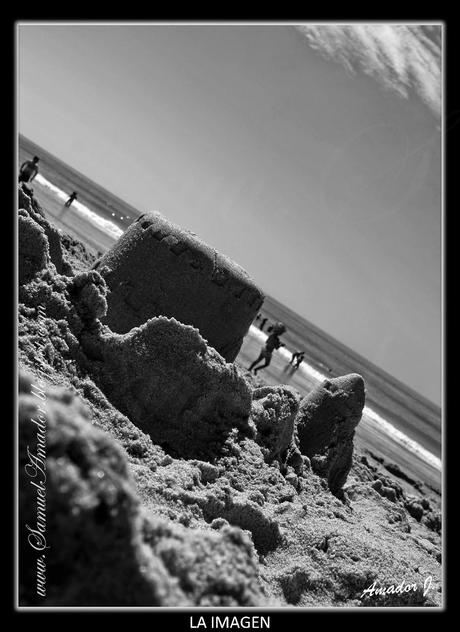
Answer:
[363,406,441,471]
[34,174,124,240]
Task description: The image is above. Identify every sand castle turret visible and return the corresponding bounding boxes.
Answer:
[93,211,264,362]
[296,374,365,496]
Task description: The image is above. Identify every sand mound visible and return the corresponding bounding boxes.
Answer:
[18,211,50,284]
[19,184,73,276]
[87,317,254,460]
[143,518,267,606]
[296,375,365,496]
[251,385,305,476]
[19,373,267,606]
[18,372,183,606]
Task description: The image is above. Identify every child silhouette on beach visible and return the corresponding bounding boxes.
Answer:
[65,191,78,207]
[18,156,39,183]
[289,350,305,369]
[249,322,286,375]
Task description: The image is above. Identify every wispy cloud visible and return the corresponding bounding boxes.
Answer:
[295,25,442,117]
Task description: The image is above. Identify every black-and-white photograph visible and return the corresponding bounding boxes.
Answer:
[16,21,443,612]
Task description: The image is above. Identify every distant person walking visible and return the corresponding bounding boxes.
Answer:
[289,351,305,370]
[65,191,78,207]
[18,156,39,183]
[259,317,268,331]
[249,322,286,375]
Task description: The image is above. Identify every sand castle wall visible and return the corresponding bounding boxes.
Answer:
[94,212,264,362]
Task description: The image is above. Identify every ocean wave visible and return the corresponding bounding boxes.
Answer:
[35,174,124,240]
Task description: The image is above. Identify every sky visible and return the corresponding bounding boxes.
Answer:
[17,23,442,406]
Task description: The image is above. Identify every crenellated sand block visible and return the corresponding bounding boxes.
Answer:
[93,211,264,361]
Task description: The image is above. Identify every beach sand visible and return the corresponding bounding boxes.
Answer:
[17,147,442,608]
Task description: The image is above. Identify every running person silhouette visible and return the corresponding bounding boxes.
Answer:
[289,350,305,369]
[65,191,78,207]
[249,322,286,374]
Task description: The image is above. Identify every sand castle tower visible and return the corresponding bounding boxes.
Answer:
[93,211,264,362]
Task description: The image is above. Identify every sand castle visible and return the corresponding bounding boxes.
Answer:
[93,211,264,362]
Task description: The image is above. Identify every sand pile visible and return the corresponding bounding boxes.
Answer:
[19,185,74,276]
[85,317,254,461]
[17,186,442,607]
[251,385,305,477]
[19,373,265,606]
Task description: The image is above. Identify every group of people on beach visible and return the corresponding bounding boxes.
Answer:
[249,314,307,376]
[19,155,79,209]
